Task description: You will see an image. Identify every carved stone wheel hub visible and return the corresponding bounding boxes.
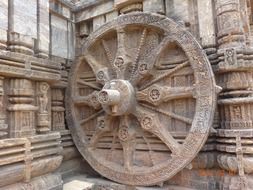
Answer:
[98,79,136,116]
[66,13,219,186]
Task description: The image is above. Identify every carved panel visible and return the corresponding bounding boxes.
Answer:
[36,82,50,133]
[218,97,253,129]
[51,88,66,131]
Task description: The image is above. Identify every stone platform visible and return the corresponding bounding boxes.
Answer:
[63,175,195,190]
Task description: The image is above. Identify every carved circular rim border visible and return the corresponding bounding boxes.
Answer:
[66,12,217,186]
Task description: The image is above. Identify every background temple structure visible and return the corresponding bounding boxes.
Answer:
[0,0,253,189]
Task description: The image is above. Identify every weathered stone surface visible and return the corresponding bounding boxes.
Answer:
[12,0,37,38]
[115,0,142,9]
[0,133,62,187]
[36,0,50,58]
[105,11,118,22]
[197,0,216,47]
[63,175,196,190]
[75,0,114,22]
[0,0,8,49]
[143,0,165,14]
[0,0,8,30]
[166,0,189,22]
[2,173,63,190]
[68,22,75,59]
[62,5,71,18]
[51,15,68,58]
[93,15,106,31]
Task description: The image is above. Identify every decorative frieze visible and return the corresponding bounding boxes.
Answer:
[218,97,253,129]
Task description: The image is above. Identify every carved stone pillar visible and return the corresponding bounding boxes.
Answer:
[8,79,37,137]
[0,77,8,139]
[36,82,50,133]
[51,88,65,131]
[215,1,253,188]
[215,0,246,49]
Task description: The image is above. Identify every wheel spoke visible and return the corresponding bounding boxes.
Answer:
[88,115,113,148]
[140,103,192,125]
[112,27,131,79]
[118,116,136,171]
[77,79,101,90]
[73,91,101,110]
[83,53,112,84]
[80,110,104,125]
[83,53,101,71]
[132,37,172,85]
[130,28,147,80]
[102,39,114,64]
[139,61,189,90]
[134,106,181,155]
[137,84,195,106]
[95,67,112,84]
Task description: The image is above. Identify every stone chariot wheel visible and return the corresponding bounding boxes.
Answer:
[67,12,219,186]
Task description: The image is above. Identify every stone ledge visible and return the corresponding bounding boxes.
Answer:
[0,50,62,82]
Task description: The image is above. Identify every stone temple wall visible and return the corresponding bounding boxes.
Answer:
[0,0,81,189]
[0,0,252,189]
[73,1,253,188]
